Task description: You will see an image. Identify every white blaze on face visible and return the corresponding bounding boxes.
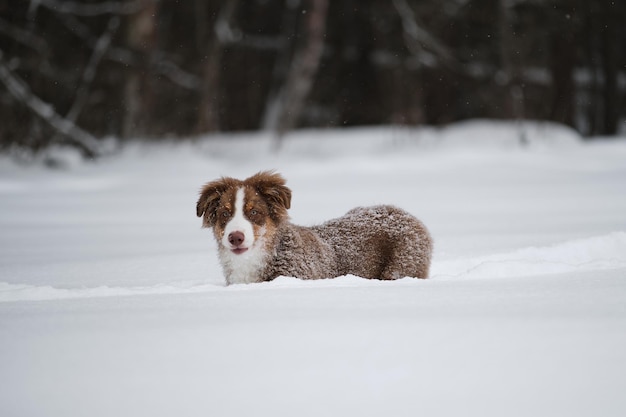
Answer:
[222,187,255,250]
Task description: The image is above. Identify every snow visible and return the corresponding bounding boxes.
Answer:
[1,121,626,417]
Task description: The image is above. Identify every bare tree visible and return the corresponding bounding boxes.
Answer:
[123,0,157,139]
[262,0,301,129]
[498,0,526,144]
[263,0,329,145]
[548,2,576,127]
[55,12,199,91]
[49,16,120,148]
[0,51,101,157]
[195,0,240,133]
[600,0,619,135]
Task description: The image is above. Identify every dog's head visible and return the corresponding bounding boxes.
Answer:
[196,171,291,255]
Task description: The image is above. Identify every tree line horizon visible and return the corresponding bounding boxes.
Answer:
[0,0,624,157]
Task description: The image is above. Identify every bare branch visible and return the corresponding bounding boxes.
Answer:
[214,0,242,44]
[29,0,146,16]
[236,35,286,51]
[55,13,200,90]
[0,17,49,55]
[0,50,101,157]
[151,54,201,90]
[392,0,454,65]
[66,16,120,123]
[213,0,285,51]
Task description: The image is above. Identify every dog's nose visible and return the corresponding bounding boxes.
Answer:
[228,231,245,247]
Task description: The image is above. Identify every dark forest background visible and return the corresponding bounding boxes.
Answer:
[0,0,624,157]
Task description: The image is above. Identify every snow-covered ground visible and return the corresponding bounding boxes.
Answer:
[1,121,626,417]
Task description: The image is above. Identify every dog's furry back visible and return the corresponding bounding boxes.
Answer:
[261,205,432,281]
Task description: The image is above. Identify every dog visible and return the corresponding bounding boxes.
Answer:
[196,171,433,285]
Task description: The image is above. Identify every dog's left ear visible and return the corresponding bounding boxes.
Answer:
[196,178,231,227]
[247,171,292,220]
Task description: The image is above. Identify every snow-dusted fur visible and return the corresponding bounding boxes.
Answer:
[196,171,433,285]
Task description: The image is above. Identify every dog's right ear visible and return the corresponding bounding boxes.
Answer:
[196,179,230,228]
[246,170,292,221]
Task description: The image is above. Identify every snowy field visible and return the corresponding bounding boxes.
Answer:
[1,120,626,417]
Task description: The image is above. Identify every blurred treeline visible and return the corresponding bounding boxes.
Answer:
[0,0,624,156]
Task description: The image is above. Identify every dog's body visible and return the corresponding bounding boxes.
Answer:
[196,171,433,285]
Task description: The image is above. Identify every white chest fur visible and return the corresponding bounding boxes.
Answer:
[218,242,268,284]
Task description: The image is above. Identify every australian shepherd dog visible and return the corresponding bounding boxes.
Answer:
[196,171,432,285]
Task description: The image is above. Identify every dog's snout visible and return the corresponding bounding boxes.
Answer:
[228,231,245,247]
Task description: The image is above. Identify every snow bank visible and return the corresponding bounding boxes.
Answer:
[3,232,625,302]
[192,119,584,161]
[433,231,626,280]
[0,281,218,303]
[435,119,583,148]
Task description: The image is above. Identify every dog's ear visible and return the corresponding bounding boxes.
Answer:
[196,179,231,227]
[246,171,292,220]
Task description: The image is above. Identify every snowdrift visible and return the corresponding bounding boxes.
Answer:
[2,232,625,302]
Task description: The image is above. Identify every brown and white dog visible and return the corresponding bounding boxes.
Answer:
[196,171,433,285]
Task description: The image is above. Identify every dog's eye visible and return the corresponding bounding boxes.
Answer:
[250,209,258,216]
[222,211,229,217]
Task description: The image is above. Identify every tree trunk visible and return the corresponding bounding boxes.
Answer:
[261,0,301,131]
[498,0,526,144]
[195,0,240,133]
[498,0,522,118]
[548,21,576,126]
[123,0,157,139]
[265,0,329,144]
[582,0,600,135]
[600,1,618,135]
[196,41,222,133]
